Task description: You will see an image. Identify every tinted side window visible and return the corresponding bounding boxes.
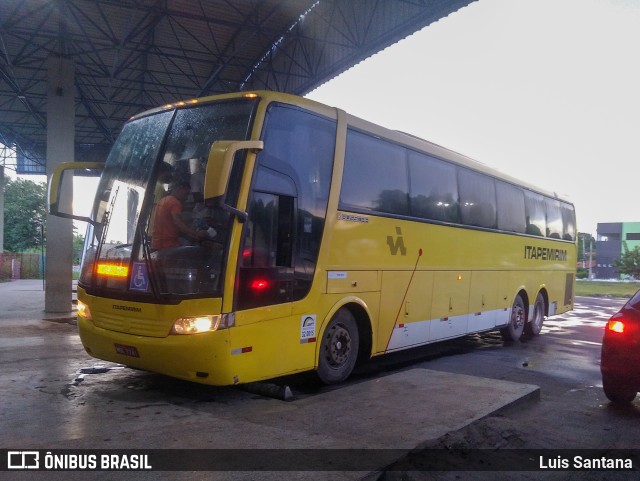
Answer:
[242,192,293,268]
[524,191,546,237]
[408,151,460,223]
[340,130,409,215]
[458,168,497,229]
[627,289,640,311]
[259,105,335,265]
[496,181,526,234]
[545,198,563,239]
[561,202,576,241]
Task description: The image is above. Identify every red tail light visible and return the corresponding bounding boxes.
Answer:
[607,319,625,334]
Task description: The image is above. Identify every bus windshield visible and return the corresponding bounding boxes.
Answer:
[80,98,257,299]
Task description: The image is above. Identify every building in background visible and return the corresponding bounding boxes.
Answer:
[596,222,640,279]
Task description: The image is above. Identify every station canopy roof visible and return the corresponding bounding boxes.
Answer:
[0,0,474,173]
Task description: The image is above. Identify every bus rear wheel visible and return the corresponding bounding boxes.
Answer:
[501,294,526,342]
[317,308,359,384]
[525,292,545,336]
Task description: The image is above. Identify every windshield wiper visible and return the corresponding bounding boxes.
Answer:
[139,226,162,300]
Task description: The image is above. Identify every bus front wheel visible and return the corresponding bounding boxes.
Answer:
[317,308,360,384]
[501,294,526,342]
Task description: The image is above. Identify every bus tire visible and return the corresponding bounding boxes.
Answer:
[501,294,526,342]
[525,292,545,336]
[317,308,359,385]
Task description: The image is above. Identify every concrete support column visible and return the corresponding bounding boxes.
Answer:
[45,56,74,313]
[0,166,6,253]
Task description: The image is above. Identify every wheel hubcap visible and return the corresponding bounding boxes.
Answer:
[328,325,351,366]
[513,306,524,329]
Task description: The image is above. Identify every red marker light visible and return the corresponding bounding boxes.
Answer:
[250,279,269,290]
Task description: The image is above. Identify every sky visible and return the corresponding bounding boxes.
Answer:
[4,0,638,237]
[306,0,640,236]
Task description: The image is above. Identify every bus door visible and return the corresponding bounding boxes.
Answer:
[232,103,336,367]
[236,188,296,312]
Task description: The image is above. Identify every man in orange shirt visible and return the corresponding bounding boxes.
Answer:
[151,182,208,250]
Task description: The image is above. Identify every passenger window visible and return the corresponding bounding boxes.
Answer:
[458,168,497,229]
[561,202,576,241]
[545,198,563,239]
[524,191,546,237]
[496,181,526,233]
[340,130,409,215]
[408,152,460,223]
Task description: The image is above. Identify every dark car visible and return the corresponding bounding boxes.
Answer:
[600,289,640,403]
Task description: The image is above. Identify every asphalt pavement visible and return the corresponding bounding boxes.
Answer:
[1,278,541,479]
[0,278,77,323]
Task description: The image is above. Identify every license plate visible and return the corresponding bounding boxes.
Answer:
[115,343,140,358]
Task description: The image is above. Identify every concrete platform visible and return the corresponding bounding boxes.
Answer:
[288,368,539,449]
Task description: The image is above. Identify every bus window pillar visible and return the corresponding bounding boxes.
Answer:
[45,55,75,313]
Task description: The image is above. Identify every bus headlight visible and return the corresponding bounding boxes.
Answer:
[171,313,234,335]
[77,300,92,320]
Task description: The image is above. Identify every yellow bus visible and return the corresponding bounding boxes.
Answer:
[49,91,576,386]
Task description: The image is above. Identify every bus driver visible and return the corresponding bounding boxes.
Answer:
[151,182,209,250]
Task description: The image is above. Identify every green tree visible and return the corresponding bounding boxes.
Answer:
[614,242,640,280]
[577,232,595,263]
[3,178,46,252]
[73,230,85,265]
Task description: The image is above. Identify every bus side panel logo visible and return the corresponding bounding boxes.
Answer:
[387,227,407,256]
[524,245,567,261]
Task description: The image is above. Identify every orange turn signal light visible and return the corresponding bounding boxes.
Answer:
[96,263,129,278]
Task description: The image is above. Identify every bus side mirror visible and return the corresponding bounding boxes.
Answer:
[204,140,263,219]
[48,161,104,225]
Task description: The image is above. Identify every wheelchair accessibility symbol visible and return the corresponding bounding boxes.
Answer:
[129,262,149,292]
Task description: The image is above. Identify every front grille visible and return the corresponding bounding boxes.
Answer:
[92,309,172,338]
